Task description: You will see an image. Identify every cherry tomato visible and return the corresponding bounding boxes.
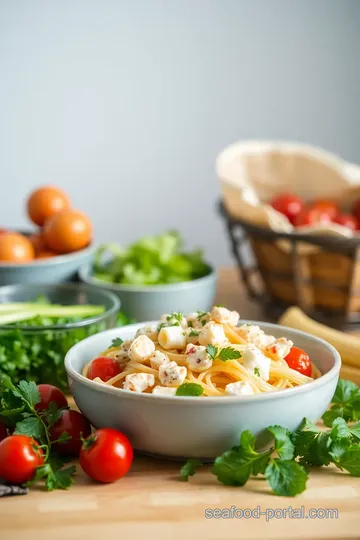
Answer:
[294,207,332,227]
[0,435,44,484]
[0,233,35,263]
[0,422,8,442]
[43,209,92,253]
[27,186,71,227]
[88,357,122,382]
[270,194,304,225]
[309,199,339,221]
[285,347,312,377]
[80,428,133,483]
[334,214,358,231]
[50,409,91,456]
[353,199,360,222]
[35,384,68,411]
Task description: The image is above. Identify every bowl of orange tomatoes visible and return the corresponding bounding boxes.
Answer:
[0,186,94,285]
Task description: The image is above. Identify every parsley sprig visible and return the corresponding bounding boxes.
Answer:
[180,379,360,497]
[206,344,241,362]
[0,376,75,490]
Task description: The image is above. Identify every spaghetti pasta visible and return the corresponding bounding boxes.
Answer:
[83,306,319,397]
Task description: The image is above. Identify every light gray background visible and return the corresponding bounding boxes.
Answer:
[0,0,359,265]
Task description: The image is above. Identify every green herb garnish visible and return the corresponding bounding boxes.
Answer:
[111,337,124,348]
[206,344,241,362]
[180,458,203,481]
[254,367,260,377]
[176,383,204,397]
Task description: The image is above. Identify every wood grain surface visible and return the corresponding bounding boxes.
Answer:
[1,267,359,540]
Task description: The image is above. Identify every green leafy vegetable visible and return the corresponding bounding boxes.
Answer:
[110,337,124,348]
[254,367,260,377]
[180,459,203,481]
[0,377,76,491]
[322,379,360,426]
[176,383,203,396]
[93,232,211,286]
[189,329,199,338]
[205,344,241,362]
[0,298,131,392]
[265,460,308,497]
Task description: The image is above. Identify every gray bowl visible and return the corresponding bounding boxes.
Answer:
[79,264,217,321]
[65,320,341,460]
[0,244,95,286]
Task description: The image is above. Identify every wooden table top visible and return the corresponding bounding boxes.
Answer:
[2,267,359,540]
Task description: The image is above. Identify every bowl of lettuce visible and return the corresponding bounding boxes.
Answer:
[79,231,216,321]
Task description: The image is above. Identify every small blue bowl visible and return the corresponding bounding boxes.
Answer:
[79,264,217,321]
[0,244,95,286]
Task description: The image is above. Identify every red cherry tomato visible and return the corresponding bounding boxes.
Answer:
[50,409,91,456]
[270,194,304,225]
[0,422,8,442]
[352,199,360,221]
[309,200,339,221]
[35,384,68,411]
[87,357,122,382]
[0,435,44,484]
[294,206,332,227]
[285,347,312,377]
[80,428,133,483]
[334,214,358,231]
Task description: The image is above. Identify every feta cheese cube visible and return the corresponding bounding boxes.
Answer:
[225,381,254,396]
[242,345,271,381]
[185,344,213,372]
[210,306,240,326]
[198,321,227,346]
[265,337,293,360]
[129,335,155,362]
[159,361,187,387]
[158,326,187,350]
[135,325,159,341]
[123,373,155,392]
[149,350,170,370]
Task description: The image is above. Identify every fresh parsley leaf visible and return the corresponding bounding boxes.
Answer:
[267,425,294,460]
[170,312,184,323]
[180,459,203,481]
[14,416,45,441]
[157,322,167,331]
[111,337,124,347]
[206,344,218,360]
[333,380,360,404]
[212,430,271,485]
[254,367,260,377]
[52,465,77,490]
[176,383,203,397]
[45,401,63,427]
[218,347,241,361]
[324,379,360,425]
[349,422,360,441]
[189,328,199,337]
[196,311,208,320]
[322,407,345,427]
[330,417,351,440]
[205,345,241,362]
[265,459,308,497]
[16,380,41,408]
[328,438,351,464]
[338,445,360,476]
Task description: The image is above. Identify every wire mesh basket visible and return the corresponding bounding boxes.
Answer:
[219,200,360,329]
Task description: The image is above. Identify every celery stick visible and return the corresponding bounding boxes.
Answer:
[0,312,39,325]
[0,304,105,318]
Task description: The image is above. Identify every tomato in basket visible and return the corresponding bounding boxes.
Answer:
[270,194,304,225]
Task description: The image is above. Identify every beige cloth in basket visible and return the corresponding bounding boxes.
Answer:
[216,141,360,252]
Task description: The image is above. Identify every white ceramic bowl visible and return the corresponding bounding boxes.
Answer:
[65,321,341,460]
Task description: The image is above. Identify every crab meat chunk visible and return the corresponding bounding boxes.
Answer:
[152,386,177,396]
[265,337,293,360]
[135,325,159,341]
[129,335,155,362]
[185,344,213,372]
[210,306,239,326]
[159,361,187,387]
[149,350,170,370]
[242,345,271,381]
[225,381,254,396]
[198,322,227,346]
[123,373,155,392]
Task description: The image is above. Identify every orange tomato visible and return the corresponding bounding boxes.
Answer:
[36,249,57,259]
[43,209,92,253]
[27,186,71,227]
[0,233,35,263]
[28,233,45,254]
